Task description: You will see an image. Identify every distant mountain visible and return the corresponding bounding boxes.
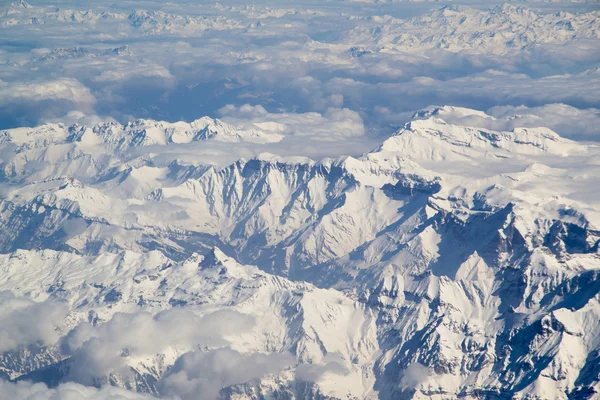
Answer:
[127,10,243,35]
[0,116,281,151]
[0,4,242,34]
[345,4,600,54]
[10,1,32,9]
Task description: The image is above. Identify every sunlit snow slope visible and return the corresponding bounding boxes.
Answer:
[0,106,599,399]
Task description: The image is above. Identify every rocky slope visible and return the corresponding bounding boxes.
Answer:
[0,107,599,399]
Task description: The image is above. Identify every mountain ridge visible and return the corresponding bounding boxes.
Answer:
[0,106,598,399]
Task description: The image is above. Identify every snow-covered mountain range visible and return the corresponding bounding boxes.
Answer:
[1,116,280,151]
[0,105,599,399]
[1,0,599,397]
[1,2,242,35]
[3,2,599,51]
[346,4,600,54]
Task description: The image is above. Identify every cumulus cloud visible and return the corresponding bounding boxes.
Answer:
[62,308,255,385]
[219,104,365,140]
[0,78,95,107]
[0,291,68,352]
[0,380,159,400]
[399,363,430,389]
[0,1,598,144]
[487,103,600,141]
[114,102,375,163]
[159,348,294,400]
[295,354,350,383]
[93,64,173,84]
[0,78,96,129]
[40,110,117,127]
[324,68,600,128]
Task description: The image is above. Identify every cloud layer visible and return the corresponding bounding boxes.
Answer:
[0,292,68,353]
[159,348,294,400]
[0,381,159,400]
[0,0,598,144]
[62,308,255,385]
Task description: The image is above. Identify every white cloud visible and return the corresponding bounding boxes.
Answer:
[0,78,95,109]
[0,380,159,400]
[487,103,600,141]
[219,104,365,140]
[0,291,68,353]
[159,348,294,400]
[93,64,173,84]
[1,1,598,144]
[324,68,600,125]
[0,78,97,128]
[41,110,117,127]
[62,308,255,385]
[295,354,350,383]
[399,363,430,389]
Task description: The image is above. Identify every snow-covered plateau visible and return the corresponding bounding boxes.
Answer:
[0,105,599,399]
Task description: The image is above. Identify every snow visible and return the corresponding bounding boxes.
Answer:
[345,4,600,54]
[1,0,599,395]
[0,117,281,155]
[0,106,599,398]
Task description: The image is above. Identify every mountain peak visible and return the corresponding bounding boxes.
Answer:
[1,116,283,152]
[490,3,536,18]
[202,246,230,266]
[411,105,490,121]
[378,111,583,161]
[10,0,33,9]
